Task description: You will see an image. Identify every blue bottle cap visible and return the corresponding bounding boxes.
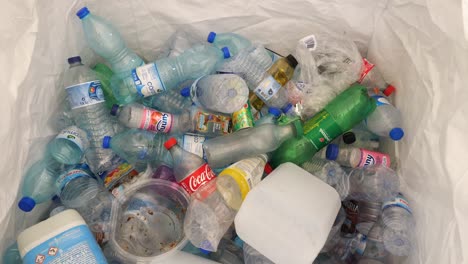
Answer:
[180,87,191,97]
[67,56,82,65]
[199,248,211,255]
[18,197,36,212]
[221,47,231,59]
[281,103,293,114]
[110,104,120,116]
[326,144,339,161]
[102,136,112,148]
[207,32,217,43]
[389,127,404,141]
[76,7,90,19]
[268,107,282,117]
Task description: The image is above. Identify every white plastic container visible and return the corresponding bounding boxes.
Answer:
[17,209,107,264]
[234,162,341,264]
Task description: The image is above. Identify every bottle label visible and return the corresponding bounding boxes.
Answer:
[254,75,282,102]
[55,126,85,151]
[232,103,254,131]
[382,193,412,214]
[56,168,91,193]
[182,134,207,161]
[139,108,173,133]
[192,109,232,135]
[300,35,317,51]
[358,58,375,82]
[358,149,391,167]
[98,159,139,190]
[178,163,216,195]
[65,80,105,109]
[371,95,391,106]
[303,110,342,150]
[23,224,107,264]
[225,158,264,201]
[132,63,166,97]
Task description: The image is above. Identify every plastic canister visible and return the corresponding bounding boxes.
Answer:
[17,209,107,264]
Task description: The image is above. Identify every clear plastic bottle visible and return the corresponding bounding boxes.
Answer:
[203,120,302,168]
[325,144,391,168]
[47,126,88,165]
[64,56,116,174]
[254,107,282,126]
[365,94,404,141]
[362,221,388,261]
[207,32,252,56]
[358,201,382,224]
[142,87,192,114]
[110,44,230,104]
[335,165,400,202]
[330,232,367,263]
[321,207,347,253]
[76,7,144,76]
[301,157,346,187]
[189,74,249,114]
[243,243,275,264]
[341,131,380,150]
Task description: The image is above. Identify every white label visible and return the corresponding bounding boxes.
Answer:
[231,157,264,190]
[382,193,412,214]
[300,35,317,50]
[182,134,207,161]
[56,126,85,151]
[65,81,105,109]
[254,75,282,102]
[132,63,166,97]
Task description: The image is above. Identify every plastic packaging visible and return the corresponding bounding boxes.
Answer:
[207,32,252,56]
[47,126,88,165]
[365,94,404,141]
[325,144,391,168]
[362,221,388,261]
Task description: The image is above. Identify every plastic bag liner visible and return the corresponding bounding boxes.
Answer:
[1,0,467,263]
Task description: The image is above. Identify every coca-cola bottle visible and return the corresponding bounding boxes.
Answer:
[164,137,216,195]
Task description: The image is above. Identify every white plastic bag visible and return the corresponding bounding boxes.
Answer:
[1,0,467,263]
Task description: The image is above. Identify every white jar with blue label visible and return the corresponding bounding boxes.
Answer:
[17,209,107,264]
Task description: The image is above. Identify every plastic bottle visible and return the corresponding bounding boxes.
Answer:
[381,193,414,231]
[207,32,252,56]
[301,157,346,187]
[64,56,116,174]
[218,45,272,79]
[270,83,376,167]
[2,243,21,264]
[164,137,216,195]
[47,126,88,165]
[189,74,250,114]
[334,165,400,202]
[362,221,388,261]
[92,63,118,109]
[243,243,275,264]
[325,144,391,168]
[184,155,267,250]
[142,87,192,114]
[18,158,66,212]
[203,120,302,168]
[255,107,282,126]
[365,94,404,141]
[56,165,113,244]
[110,44,230,104]
[330,233,367,263]
[76,7,144,76]
[341,130,380,150]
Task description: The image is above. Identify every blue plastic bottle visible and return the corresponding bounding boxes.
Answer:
[76,7,144,76]
[47,126,88,165]
[207,32,252,56]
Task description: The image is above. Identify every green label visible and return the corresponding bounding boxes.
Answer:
[303,110,342,150]
[232,102,254,131]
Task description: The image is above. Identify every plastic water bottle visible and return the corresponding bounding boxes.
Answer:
[164,137,216,195]
[92,63,118,109]
[203,120,302,168]
[255,107,282,126]
[334,165,400,202]
[301,157,346,187]
[76,7,144,76]
[357,201,382,225]
[365,94,404,141]
[18,158,66,212]
[362,221,388,261]
[189,74,250,114]
[64,56,116,174]
[341,130,380,150]
[110,44,230,104]
[207,32,252,56]
[142,87,192,114]
[56,165,113,244]
[184,155,267,250]
[325,144,391,168]
[329,232,367,263]
[47,126,88,165]
[243,243,275,264]
[271,84,377,167]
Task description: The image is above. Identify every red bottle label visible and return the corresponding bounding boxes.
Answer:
[178,163,216,195]
[358,149,391,167]
[139,108,173,133]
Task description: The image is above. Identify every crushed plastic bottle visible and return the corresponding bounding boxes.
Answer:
[207,32,252,57]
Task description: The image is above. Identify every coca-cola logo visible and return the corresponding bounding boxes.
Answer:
[188,165,215,192]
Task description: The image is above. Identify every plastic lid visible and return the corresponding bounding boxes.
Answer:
[180,87,191,97]
[292,119,303,137]
[207,32,216,43]
[264,163,273,175]
[164,137,178,150]
[102,136,112,148]
[18,197,36,212]
[286,54,299,68]
[326,144,339,160]
[281,103,293,114]
[110,104,120,116]
[221,47,231,59]
[383,85,396,96]
[342,132,356,144]
[67,56,82,64]
[268,107,282,117]
[389,127,404,141]
[76,7,90,19]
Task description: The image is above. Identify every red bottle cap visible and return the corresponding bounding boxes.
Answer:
[164,137,178,150]
[383,85,396,96]
[264,163,273,175]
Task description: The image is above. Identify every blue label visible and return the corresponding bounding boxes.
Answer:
[56,169,93,193]
[382,193,412,214]
[23,225,107,264]
[132,63,165,97]
[66,81,105,109]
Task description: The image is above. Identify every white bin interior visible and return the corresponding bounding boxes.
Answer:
[1,0,467,263]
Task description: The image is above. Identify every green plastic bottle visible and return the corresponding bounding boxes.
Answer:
[92,63,118,109]
[270,83,376,167]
